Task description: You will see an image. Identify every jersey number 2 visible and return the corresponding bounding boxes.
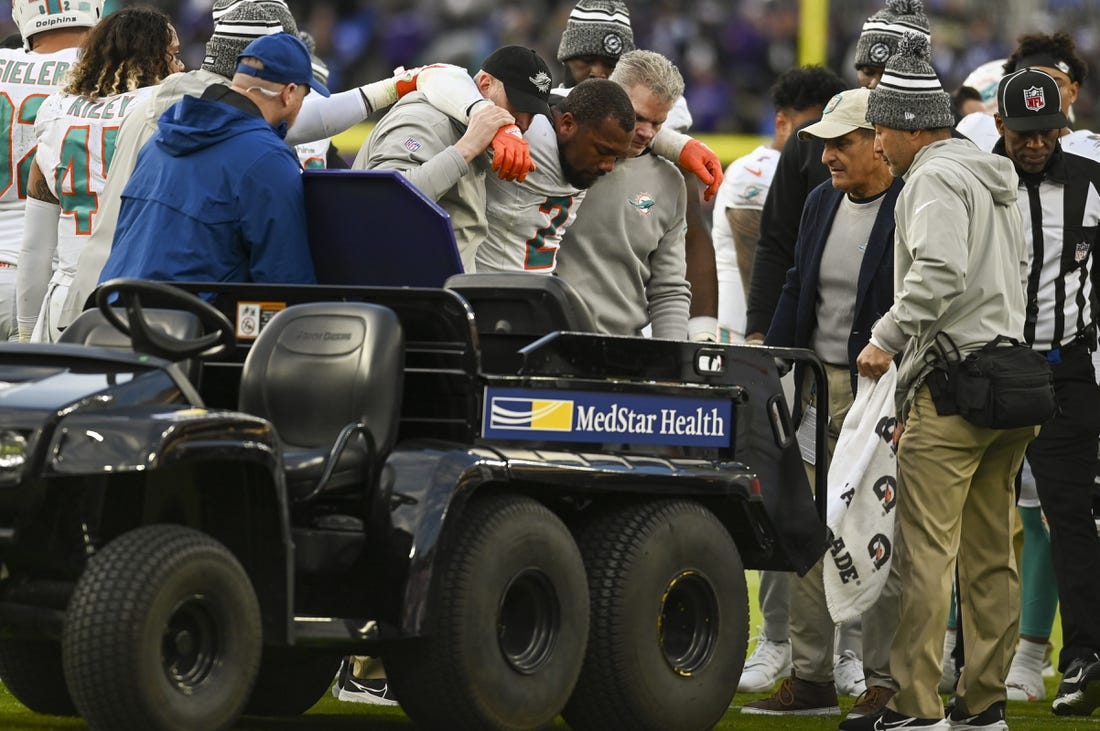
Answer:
[0,92,47,199]
[524,195,573,270]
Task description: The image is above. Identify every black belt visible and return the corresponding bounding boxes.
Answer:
[1041,327,1096,363]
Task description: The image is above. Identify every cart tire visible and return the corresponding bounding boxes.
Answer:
[564,499,748,731]
[385,492,588,730]
[244,647,342,716]
[0,639,77,716]
[62,524,262,731]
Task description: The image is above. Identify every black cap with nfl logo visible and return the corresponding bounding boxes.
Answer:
[482,46,553,118]
[998,68,1069,132]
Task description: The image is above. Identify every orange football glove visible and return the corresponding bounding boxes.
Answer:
[490,124,535,183]
[678,139,724,201]
[394,63,451,98]
[393,66,421,98]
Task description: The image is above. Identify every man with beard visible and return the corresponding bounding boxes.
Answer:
[473,77,635,273]
[555,0,723,341]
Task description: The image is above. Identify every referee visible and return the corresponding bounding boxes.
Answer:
[993,67,1100,717]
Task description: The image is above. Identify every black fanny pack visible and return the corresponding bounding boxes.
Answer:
[925,333,1056,429]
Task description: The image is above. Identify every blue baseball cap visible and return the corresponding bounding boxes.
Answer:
[236,32,330,97]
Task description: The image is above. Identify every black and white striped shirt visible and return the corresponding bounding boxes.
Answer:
[995,141,1100,351]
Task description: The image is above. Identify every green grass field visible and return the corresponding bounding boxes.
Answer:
[3,572,1098,730]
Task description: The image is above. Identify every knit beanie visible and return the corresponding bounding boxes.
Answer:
[866,32,954,130]
[854,0,931,69]
[298,31,330,86]
[202,1,286,79]
[556,0,635,63]
[212,0,297,35]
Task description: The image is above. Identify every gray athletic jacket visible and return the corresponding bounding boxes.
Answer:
[870,137,1027,413]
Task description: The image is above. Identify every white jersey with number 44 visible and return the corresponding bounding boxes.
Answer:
[34,85,155,275]
[0,45,79,262]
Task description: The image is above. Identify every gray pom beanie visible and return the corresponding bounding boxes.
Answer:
[202,1,286,79]
[212,0,297,36]
[866,32,954,130]
[854,0,931,69]
[557,0,635,62]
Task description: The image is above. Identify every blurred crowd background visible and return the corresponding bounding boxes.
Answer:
[6,0,1100,133]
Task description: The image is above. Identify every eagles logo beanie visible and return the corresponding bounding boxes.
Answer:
[557,0,635,63]
[203,1,286,79]
[866,32,955,130]
[854,0,930,70]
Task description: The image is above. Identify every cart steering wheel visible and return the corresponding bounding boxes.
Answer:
[95,279,237,360]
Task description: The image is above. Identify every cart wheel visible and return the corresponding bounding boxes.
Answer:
[385,492,588,730]
[0,638,76,716]
[62,525,262,731]
[564,499,748,731]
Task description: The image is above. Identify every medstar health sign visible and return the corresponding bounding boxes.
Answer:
[483,388,732,448]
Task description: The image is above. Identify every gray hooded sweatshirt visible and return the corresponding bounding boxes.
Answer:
[870,137,1027,413]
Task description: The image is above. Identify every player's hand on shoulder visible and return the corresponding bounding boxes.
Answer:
[400,63,461,98]
[452,101,537,182]
[679,139,724,202]
[489,124,535,183]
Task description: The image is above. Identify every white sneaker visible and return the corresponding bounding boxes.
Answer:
[738,629,791,693]
[1006,662,1046,701]
[833,650,866,697]
[940,629,958,694]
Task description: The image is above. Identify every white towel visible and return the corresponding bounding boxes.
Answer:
[823,363,898,624]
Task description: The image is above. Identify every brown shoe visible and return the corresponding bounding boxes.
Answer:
[838,685,896,730]
[741,676,840,716]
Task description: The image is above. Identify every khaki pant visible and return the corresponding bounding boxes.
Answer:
[890,385,1034,718]
[791,365,900,688]
[352,655,385,679]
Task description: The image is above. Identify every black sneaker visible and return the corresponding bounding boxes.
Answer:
[872,709,949,729]
[331,657,399,706]
[946,700,1007,729]
[1052,653,1100,716]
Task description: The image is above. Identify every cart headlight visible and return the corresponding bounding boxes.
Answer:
[0,430,29,479]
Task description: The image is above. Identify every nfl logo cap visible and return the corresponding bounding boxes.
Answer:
[237,32,330,97]
[481,46,553,118]
[998,68,1068,132]
[798,88,874,141]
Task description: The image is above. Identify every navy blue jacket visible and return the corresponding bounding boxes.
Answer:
[102,88,316,286]
[765,176,903,392]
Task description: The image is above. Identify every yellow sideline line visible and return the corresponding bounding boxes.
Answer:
[331,122,769,168]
